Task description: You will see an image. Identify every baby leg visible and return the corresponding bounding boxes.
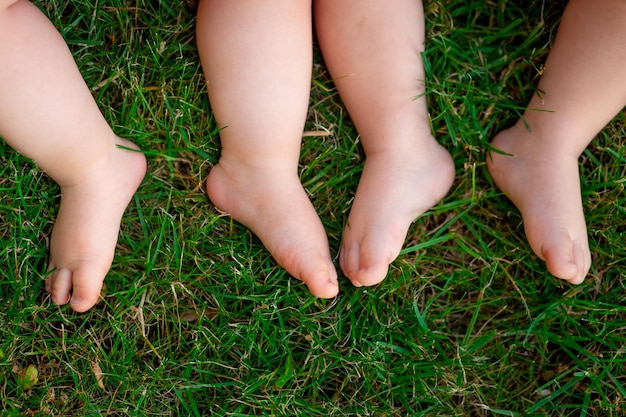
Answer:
[314,0,455,287]
[197,0,338,297]
[488,0,626,283]
[0,0,146,311]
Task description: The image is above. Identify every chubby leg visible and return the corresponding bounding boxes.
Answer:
[487,0,626,284]
[314,0,455,287]
[0,0,146,311]
[197,0,338,297]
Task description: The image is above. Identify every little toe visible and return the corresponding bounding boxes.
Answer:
[44,266,53,293]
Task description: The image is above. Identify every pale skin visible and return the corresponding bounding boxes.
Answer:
[487,0,626,284]
[0,0,147,312]
[196,0,454,296]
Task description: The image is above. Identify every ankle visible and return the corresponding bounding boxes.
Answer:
[215,153,300,181]
[361,125,436,156]
[57,140,144,189]
[494,124,582,163]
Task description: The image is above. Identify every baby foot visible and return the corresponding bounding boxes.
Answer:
[340,138,454,287]
[45,137,147,312]
[206,158,339,298]
[487,125,591,284]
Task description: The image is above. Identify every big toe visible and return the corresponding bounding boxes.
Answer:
[283,252,339,299]
[71,267,106,312]
[340,239,394,288]
[47,264,106,312]
[540,234,590,285]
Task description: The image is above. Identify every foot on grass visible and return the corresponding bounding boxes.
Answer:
[487,125,591,284]
[340,137,455,287]
[45,137,147,312]
[206,158,339,298]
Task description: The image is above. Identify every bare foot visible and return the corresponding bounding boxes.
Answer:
[340,137,455,287]
[45,137,147,312]
[487,124,591,284]
[206,157,339,298]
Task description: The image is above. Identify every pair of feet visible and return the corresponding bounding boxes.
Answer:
[206,123,591,297]
[206,134,456,298]
[207,132,454,298]
[44,124,591,312]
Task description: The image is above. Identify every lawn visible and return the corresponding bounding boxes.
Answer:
[1,0,626,416]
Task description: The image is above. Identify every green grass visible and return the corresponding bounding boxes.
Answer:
[2,0,626,415]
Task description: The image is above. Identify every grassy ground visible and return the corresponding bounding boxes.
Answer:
[1,0,626,415]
